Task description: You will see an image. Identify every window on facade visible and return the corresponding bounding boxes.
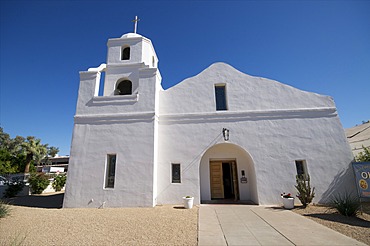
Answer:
[115,80,132,95]
[215,85,227,110]
[172,163,181,183]
[105,154,116,188]
[295,160,308,179]
[121,47,130,60]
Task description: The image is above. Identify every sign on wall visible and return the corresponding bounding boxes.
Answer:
[352,162,370,198]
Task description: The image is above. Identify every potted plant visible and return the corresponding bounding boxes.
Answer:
[281,192,294,209]
[182,195,194,209]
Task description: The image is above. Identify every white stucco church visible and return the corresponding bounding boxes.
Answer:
[63,30,356,208]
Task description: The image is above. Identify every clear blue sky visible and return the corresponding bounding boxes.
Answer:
[1,1,369,156]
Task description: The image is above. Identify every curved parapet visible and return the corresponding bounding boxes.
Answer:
[87,63,107,72]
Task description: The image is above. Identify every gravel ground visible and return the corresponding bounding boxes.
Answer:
[2,193,369,245]
[292,204,370,245]
[0,202,198,246]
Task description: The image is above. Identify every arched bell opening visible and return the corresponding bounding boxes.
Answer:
[114,80,132,95]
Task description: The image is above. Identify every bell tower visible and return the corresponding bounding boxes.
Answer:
[65,21,162,208]
[103,31,159,97]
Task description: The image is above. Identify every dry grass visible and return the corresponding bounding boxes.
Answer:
[293,203,370,245]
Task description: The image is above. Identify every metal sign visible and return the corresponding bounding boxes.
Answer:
[352,162,370,198]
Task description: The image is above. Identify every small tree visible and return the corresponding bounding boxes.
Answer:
[21,137,48,173]
[295,174,315,207]
[355,146,370,162]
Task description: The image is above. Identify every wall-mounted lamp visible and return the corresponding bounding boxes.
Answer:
[222,128,230,141]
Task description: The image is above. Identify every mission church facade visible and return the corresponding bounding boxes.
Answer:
[63,31,355,208]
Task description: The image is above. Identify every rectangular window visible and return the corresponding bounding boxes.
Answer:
[172,163,181,183]
[215,85,227,110]
[105,154,116,188]
[295,160,307,179]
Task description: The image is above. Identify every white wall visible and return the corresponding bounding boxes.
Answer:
[66,33,355,208]
[157,62,355,206]
[64,33,161,208]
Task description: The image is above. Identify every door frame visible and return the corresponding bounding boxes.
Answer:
[209,159,240,200]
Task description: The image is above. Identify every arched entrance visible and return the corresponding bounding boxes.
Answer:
[199,143,258,204]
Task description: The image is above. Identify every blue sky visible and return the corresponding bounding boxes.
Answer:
[1,1,369,156]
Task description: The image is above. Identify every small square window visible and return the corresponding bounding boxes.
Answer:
[172,163,181,183]
[295,160,308,179]
[215,85,227,111]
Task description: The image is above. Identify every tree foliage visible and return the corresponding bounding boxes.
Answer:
[355,146,370,162]
[21,136,48,173]
[0,127,59,174]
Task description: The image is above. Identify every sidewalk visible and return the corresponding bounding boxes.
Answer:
[198,205,366,246]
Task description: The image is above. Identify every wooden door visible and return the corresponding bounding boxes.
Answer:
[231,161,239,201]
[210,162,224,199]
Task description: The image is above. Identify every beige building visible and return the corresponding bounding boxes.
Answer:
[345,122,370,157]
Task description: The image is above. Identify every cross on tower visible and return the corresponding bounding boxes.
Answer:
[132,16,140,34]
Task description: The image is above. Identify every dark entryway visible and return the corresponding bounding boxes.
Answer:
[210,161,239,201]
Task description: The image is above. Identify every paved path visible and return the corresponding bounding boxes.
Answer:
[198,205,365,246]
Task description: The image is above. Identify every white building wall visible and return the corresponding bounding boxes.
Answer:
[160,63,333,115]
[64,119,156,208]
[65,33,355,208]
[157,62,355,206]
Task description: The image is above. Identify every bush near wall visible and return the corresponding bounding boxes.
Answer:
[52,175,66,192]
[355,146,370,162]
[28,173,49,194]
[4,182,24,198]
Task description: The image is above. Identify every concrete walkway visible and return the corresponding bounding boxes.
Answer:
[198,205,366,246]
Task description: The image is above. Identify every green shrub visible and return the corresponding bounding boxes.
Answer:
[295,174,315,207]
[52,175,66,191]
[28,173,50,194]
[355,145,370,162]
[330,192,360,216]
[0,200,10,218]
[4,182,24,198]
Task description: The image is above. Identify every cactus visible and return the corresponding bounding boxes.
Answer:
[295,174,315,207]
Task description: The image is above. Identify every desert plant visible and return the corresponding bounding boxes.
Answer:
[52,174,66,191]
[330,192,360,216]
[295,174,315,207]
[0,200,10,218]
[28,173,50,194]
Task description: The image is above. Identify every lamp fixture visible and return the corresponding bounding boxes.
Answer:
[222,128,230,141]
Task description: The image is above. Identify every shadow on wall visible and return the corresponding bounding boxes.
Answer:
[319,162,357,204]
[3,193,64,209]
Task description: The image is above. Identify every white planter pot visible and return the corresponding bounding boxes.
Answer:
[282,197,294,209]
[183,197,194,209]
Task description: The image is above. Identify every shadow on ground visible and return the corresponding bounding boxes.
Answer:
[3,192,64,209]
[303,213,370,228]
